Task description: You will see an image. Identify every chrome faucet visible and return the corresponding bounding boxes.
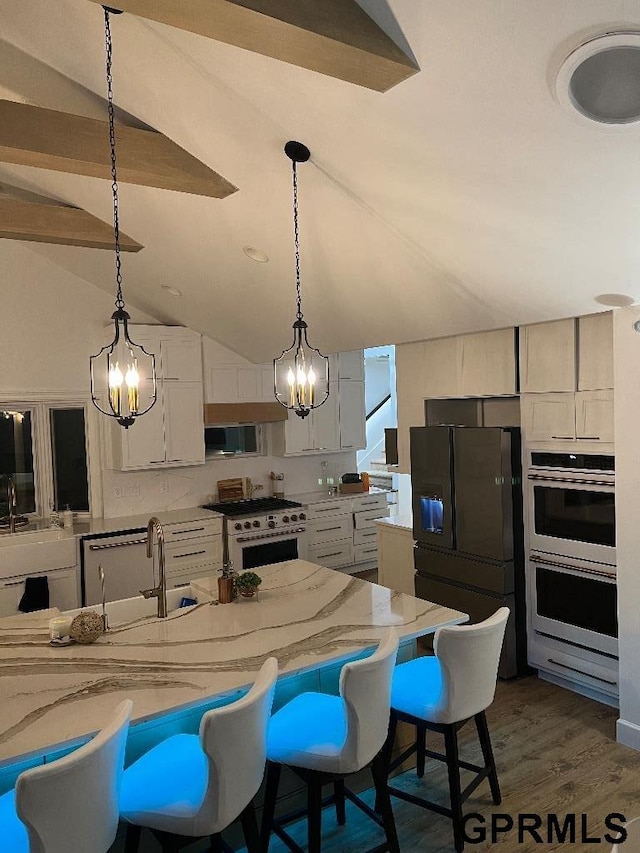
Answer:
[7,478,16,534]
[141,517,168,618]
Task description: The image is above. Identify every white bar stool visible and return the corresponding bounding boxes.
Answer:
[260,629,400,853]
[0,699,132,853]
[120,657,278,853]
[384,608,509,853]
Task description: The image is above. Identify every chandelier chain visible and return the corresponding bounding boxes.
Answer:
[292,160,303,321]
[104,8,124,311]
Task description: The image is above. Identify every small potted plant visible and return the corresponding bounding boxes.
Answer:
[235,571,262,599]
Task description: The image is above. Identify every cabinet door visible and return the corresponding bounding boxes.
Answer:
[521,393,576,441]
[458,329,517,396]
[0,568,78,617]
[395,342,426,473]
[575,390,614,442]
[284,411,313,454]
[259,364,275,402]
[338,350,365,380]
[208,366,240,403]
[578,312,614,391]
[164,382,205,464]
[520,319,576,392]
[121,392,166,468]
[161,337,202,382]
[423,337,459,397]
[339,379,366,451]
[312,385,340,451]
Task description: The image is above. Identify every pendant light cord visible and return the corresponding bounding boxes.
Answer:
[292,160,303,321]
[104,8,124,311]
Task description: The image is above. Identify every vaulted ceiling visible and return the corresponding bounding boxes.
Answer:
[2,0,640,362]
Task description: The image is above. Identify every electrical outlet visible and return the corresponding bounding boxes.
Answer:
[113,486,122,499]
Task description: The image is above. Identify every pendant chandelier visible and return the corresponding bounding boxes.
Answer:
[274,141,329,419]
[90,6,156,430]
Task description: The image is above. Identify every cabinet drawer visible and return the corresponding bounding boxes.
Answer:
[167,563,219,589]
[354,542,379,563]
[353,506,390,529]
[307,517,353,546]
[309,541,354,569]
[352,494,388,513]
[530,642,618,697]
[165,536,222,571]
[164,518,223,541]
[306,501,351,520]
[354,527,378,546]
[0,567,78,618]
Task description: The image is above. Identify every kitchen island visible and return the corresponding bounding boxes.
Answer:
[0,560,466,791]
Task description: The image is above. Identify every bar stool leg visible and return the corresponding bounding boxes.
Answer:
[444,726,464,853]
[239,801,262,853]
[209,835,224,853]
[371,752,400,853]
[334,779,346,826]
[124,823,142,853]
[475,711,501,805]
[260,760,281,851]
[375,715,397,813]
[308,775,323,853]
[416,725,427,779]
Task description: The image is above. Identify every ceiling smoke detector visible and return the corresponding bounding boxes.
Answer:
[555,32,640,129]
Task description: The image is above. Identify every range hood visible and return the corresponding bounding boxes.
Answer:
[203,402,287,425]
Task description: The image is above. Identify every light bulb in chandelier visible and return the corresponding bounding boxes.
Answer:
[89,7,157,429]
[274,140,330,419]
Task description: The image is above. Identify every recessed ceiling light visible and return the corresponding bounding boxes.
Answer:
[243,245,269,263]
[161,285,182,297]
[556,32,640,129]
[595,293,635,307]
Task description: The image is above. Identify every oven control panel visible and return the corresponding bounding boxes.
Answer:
[231,510,307,534]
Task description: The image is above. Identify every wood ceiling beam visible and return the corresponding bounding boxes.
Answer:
[85,0,419,92]
[0,100,237,198]
[0,190,142,251]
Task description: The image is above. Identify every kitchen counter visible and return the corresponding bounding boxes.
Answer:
[0,560,466,770]
[288,487,394,505]
[72,506,222,537]
[376,514,413,531]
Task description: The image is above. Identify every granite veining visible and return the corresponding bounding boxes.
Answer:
[0,560,466,768]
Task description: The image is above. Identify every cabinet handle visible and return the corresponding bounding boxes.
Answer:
[317,551,343,559]
[547,658,616,686]
[342,444,354,448]
[171,527,205,535]
[551,435,574,440]
[315,506,341,513]
[173,582,191,588]
[576,436,601,440]
[171,550,207,559]
[317,526,342,533]
[302,448,314,452]
[149,460,166,464]
[358,500,380,506]
[2,579,25,588]
[89,537,147,551]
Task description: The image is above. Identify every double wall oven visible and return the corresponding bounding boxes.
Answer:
[526,450,616,656]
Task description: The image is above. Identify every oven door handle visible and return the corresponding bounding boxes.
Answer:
[527,474,614,487]
[236,527,306,543]
[529,554,616,579]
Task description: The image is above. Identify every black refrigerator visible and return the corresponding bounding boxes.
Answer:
[410,425,528,678]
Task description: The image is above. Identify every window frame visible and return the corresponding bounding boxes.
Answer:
[0,398,92,520]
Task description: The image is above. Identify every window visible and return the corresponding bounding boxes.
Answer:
[204,424,262,457]
[0,403,90,518]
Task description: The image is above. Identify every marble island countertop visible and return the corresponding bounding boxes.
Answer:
[0,560,466,769]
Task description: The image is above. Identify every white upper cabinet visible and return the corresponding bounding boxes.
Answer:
[337,350,365,381]
[113,327,205,470]
[577,312,613,391]
[521,393,576,441]
[423,337,459,398]
[204,360,274,404]
[575,390,614,442]
[520,318,576,393]
[312,385,341,452]
[339,379,366,451]
[458,329,517,396]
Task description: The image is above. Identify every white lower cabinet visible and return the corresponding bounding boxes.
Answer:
[0,567,78,618]
[338,380,366,451]
[376,522,415,596]
[575,390,614,442]
[528,633,618,704]
[306,493,389,573]
[163,518,223,588]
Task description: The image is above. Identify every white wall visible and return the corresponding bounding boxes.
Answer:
[614,306,640,749]
[3,244,357,517]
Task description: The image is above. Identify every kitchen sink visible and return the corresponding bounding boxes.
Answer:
[0,526,68,545]
[62,585,203,629]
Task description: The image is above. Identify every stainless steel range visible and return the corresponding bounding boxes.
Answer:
[201,497,308,571]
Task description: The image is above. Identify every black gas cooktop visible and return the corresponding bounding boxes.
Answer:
[201,497,303,517]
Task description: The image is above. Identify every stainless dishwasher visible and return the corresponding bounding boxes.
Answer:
[82,530,155,605]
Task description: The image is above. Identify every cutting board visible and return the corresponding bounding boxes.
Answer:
[217,477,248,502]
